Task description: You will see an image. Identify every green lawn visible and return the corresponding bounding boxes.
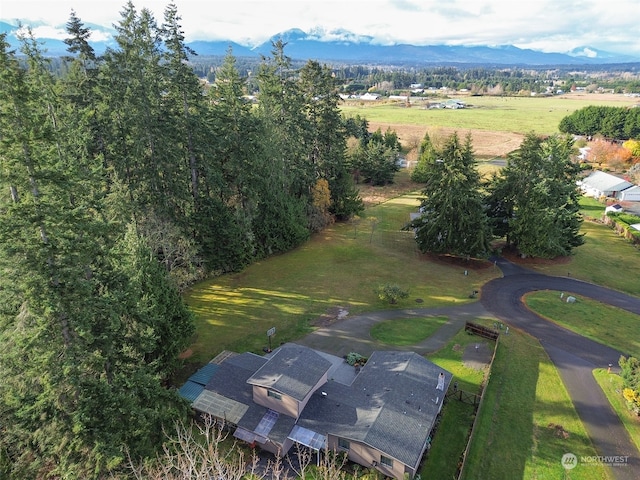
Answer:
[521,210,640,297]
[183,190,498,364]
[341,95,632,135]
[461,327,608,480]
[420,321,493,479]
[593,369,640,453]
[524,291,640,357]
[370,316,448,345]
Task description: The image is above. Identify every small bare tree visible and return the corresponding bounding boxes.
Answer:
[287,443,350,480]
[126,415,265,480]
[125,416,353,480]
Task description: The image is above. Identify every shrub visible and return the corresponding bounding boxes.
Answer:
[346,352,367,366]
[375,284,410,304]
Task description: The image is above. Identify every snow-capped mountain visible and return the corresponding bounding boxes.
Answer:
[2,22,638,65]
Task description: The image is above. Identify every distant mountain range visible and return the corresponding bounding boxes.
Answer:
[2,21,638,66]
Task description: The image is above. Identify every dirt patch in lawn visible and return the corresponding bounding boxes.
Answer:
[178,348,193,359]
[500,245,572,266]
[463,341,493,370]
[420,253,494,270]
[310,306,350,327]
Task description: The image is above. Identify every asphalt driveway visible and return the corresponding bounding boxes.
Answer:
[297,256,640,479]
[481,257,639,480]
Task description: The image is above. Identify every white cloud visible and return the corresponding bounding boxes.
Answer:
[26,25,68,40]
[1,0,639,56]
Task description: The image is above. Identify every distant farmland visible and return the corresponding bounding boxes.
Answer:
[341,93,634,158]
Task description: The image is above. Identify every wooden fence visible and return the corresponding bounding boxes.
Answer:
[446,388,481,407]
[464,321,499,340]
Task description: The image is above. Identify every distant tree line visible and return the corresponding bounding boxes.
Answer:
[0,1,369,478]
[194,62,640,96]
[559,105,640,140]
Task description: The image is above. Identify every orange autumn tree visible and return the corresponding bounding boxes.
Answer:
[309,178,334,232]
[588,139,632,170]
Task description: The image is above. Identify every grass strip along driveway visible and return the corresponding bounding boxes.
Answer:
[462,326,608,480]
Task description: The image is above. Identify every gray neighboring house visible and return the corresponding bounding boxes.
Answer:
[181,343,451,480]
[579,170,634,199]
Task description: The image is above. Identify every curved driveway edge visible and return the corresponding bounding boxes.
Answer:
[298,301,491,359]
[481,257,639,480]
[297,256,640,480]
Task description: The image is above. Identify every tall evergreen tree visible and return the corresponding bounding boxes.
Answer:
[101,2,185,218]
[253,41,310,255]
[202,49,264,269]
[488,133,584,258]
[298,60,363,226]
[407,133,491,258]
[411,131,437,183]
[351,127,401,186]
[256,40,311,198]
[160,3,205,210]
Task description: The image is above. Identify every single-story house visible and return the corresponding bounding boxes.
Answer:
[181,343,451,480]
[619,185,640,202]
[579,171,634,199]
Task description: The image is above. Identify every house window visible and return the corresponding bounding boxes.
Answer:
[380,455,393,468]
[267,390,282,400]
[338,438,350,451]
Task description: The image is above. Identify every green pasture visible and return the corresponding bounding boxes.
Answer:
[341,94,633,135]
[524,291,640,357]
[592,369,640,453]
[462,328,608,480]
[184,190,498,364]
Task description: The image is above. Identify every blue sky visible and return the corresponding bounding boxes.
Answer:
[1,0,639,56]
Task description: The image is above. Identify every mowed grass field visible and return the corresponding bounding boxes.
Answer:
[341,93,636,158]
[462,327,609,480]
[341,94,633,134]
[184,177,499,364]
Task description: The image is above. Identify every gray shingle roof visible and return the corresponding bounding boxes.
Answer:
[581,171,633,193]
[297,351,450,469]
[247,344,332,400]
[190,345,450,470]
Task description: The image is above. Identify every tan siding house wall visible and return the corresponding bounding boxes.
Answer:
[252,371,329,419]
[252,386,299,418]
[328,435,409,480]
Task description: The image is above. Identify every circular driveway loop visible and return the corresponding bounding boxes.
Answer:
[298,257,639,480]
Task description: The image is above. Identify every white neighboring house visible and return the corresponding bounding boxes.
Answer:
[579,171,634,199]
[618,185,640,202]
[578,147,591,161]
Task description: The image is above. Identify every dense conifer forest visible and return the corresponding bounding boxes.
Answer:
[0,2,365,477]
